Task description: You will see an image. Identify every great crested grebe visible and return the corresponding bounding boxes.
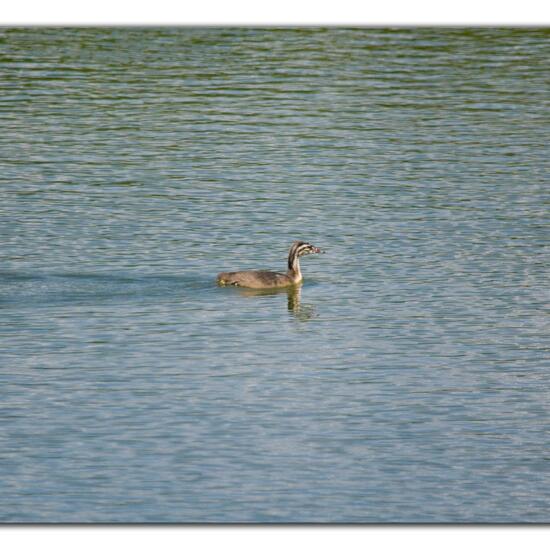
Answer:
[217,240,324,289]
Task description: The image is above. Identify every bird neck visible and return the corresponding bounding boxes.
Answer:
[287,251,302,283]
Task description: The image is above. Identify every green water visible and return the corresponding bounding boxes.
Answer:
[0,27,549,522]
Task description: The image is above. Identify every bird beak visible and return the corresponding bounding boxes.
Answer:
[312,246,325,254]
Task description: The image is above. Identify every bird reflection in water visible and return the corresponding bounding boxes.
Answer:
[237,284,317,321]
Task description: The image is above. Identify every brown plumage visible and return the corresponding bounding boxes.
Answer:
[217,241,324,289]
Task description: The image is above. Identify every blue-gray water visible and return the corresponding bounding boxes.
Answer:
[1,27,549,523]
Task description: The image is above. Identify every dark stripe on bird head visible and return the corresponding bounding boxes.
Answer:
[288,241,320,270]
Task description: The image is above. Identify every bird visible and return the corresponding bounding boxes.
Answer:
[217,240,324,289]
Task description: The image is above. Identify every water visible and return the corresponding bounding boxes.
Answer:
[0,27,549,523]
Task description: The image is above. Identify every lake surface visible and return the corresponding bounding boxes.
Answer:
[1,27,549,523]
